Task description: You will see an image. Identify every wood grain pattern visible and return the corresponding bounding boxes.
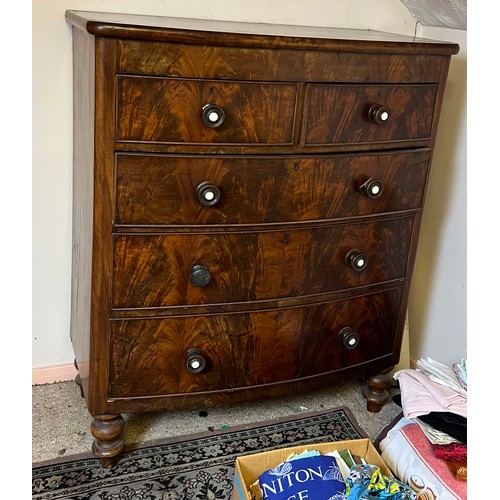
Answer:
[66,10,458,463]
[87,37,118,415]
[109,288,402,398]
[116,76,297,144]
[117,40,448,83]
[304,84,437,145]
[114,150,430,226]
[69,26,95,401]
[111,218,413,309]
[66,10,459,55]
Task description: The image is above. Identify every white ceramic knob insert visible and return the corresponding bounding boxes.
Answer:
[208,111,219,122]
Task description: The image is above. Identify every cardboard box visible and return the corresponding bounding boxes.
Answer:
[231,438,392,500]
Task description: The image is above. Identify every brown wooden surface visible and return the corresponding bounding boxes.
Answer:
[117,40,448,83]
[109,288,402,398]
[86,37,118,415]
[69,27,95,403]
[66,10,457,463]
[114,150,430,226]
[116,76,298,145]
[111,218,413,309]
[304,84,437,145]
[66,10,459,55]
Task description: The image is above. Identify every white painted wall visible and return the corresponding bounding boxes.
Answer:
[32,1,466,373]
[408,26,467,366]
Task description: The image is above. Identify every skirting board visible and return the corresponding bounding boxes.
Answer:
[32,363,78,385]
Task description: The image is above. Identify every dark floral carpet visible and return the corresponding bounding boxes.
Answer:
[32,407,366,499]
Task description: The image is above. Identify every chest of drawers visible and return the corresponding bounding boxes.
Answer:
[66,10,459,467]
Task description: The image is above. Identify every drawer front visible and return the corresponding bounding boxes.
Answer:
[304,84,437,146]
[115,150,430,226]
[109,288,403,398]
[116,76,297,144]
[117,40,446,83]
[112,218,413,309]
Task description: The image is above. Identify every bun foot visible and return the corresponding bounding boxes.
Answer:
[91,414,125,468]
[362,367,394,413]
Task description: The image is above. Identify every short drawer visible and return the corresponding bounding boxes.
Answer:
[115,150,430,226]
[108,288,402,398]
[112,217,413,309]
[116,76,298,144]
[304,84,437,146]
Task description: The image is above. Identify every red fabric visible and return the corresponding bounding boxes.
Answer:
[432,442,467,463]
[401,424,467,498]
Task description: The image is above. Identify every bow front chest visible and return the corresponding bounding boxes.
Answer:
[66,10,459,467]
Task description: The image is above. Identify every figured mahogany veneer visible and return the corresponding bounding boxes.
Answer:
[111,218,413,308]
[114,150,431,226]
[109,289,402,398]
[116,76,298,144]
[66,10,459,467]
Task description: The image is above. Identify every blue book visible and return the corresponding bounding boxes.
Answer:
[255,454,346,499]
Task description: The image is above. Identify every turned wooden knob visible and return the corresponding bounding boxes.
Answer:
[345,248,368,271]
[196,181,221,206]
[368,104,391,125]
[339,327,360,350]
[201,103,225,128]
[360,177,384,199]
[185,348,206,373]
[190,264,211,287]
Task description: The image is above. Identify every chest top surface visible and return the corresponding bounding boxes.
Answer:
[65,10,459,54]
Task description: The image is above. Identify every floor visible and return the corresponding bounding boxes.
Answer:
[32,377,401,464]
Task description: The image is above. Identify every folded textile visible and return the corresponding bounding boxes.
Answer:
[416,358,467,396]
[346,464,415,499]
[393,394,467,444]
[415,418,459,445]
[379,417,467,499]
[417,412,467,445]
[394,369,467,418]
[432,442,467,463]
[453,359,467,390]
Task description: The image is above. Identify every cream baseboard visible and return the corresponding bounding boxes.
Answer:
[32,363,78,385]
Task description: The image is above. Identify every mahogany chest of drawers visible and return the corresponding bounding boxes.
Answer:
[66,10,459,467]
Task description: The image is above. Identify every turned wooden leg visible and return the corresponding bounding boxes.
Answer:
[362,367,394,413]
[91,414,125,468]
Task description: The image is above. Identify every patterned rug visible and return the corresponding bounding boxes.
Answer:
[32,407,366,499]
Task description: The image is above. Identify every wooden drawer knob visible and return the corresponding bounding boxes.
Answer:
[360,177,384,199]
[339,327,360,350]
[345,249,368,271]
[185,348,206,373]
[196,181,221,206]
[190,264,212,287]
[201,103,225,128]
[368,104,391,125]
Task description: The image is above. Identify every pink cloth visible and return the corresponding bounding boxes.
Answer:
[394,369,467,419]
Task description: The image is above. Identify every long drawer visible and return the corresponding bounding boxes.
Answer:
[108,288,403,398]
[112,217,413,309]
[114,150,430,226]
